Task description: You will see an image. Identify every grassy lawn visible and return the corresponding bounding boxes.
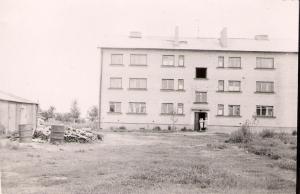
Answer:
[0,131,296,194]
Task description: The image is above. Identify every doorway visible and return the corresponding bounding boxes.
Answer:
[194,112,207,131]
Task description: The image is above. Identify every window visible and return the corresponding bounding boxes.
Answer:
[109,102,121,113]
[218,80,224,91]
[256,106,274,117]
[178,55,184,67]
[228,105,240,116]
[218,56,224,67]
[161,103,174,114]
[109,77,122,89]
[129,78,147,89]
[177,103,184,114]
[228,57,241,68]
[228,81,241,92]
[162,79,174,90]
[256,57,274,69]
[256,81,274,93]
[217,104,224,115]
[129,102,146,114]
[195,92,207,103]
[111,54,123,65]
[195,68,207,78]
[162,55,175,66]
[130,54,147,65]
[178,79,184,90]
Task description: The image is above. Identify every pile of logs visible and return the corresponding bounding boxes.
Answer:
[33,126,103,143]
[64,127,103,143]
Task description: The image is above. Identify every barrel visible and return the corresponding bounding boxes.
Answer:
[19,124,33,143]
[50,125,65,144]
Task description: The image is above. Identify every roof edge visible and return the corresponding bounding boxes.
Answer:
[97,46,298,53]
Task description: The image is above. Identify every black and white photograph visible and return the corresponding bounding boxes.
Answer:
[0,0,298,193]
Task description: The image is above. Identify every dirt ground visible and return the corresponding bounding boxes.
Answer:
[0,131,296,194]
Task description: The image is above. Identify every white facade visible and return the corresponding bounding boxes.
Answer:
[98,36,298,132]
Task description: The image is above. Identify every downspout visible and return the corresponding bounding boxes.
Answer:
[98,47,104,130]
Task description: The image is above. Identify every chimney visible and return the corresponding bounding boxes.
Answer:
[254,34,269,40]
[173,26,179,46]
[219,27,228,47]
[129,31,142,38]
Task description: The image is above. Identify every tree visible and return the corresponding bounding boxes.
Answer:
[55,112,73,122]
[70,100,80,123]
[87,106,98,122]
[40,106,56,121]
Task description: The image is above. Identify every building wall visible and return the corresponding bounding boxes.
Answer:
[99,48,298,132]
[0,100,38,134]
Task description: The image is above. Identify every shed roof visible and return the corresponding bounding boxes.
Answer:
[0,90,38,104]
[98,36,298,53]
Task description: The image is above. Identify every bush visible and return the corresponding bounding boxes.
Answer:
[226,124,253,143]
[152,126,161,131]
[259,129,275,138]
[277,159,296,170]
[292,130,297,136]
[119,126,126,130]
[181,127,187,131]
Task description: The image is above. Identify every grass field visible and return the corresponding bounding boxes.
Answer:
[0,131,296,194]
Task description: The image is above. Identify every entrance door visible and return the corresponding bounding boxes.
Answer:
[194,112,207,131]
[199,112,207,131]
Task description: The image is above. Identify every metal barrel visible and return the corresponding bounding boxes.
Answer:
[19,124,33,143]
[50,125,65,143]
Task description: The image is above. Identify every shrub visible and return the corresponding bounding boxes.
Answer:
[119,126,126,130]
[152,126,161,131]
[277,159,296,170]
[292,130,297,136]
[226,124,253,143]
[259,129,275,138]
[181,127,187,131]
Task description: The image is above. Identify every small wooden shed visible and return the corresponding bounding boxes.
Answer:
[0,90,38,135]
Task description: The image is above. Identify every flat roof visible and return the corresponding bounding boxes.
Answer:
[0,90,38,104]
[98,36,298,53]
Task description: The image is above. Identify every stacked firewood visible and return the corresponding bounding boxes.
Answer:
[33,126,103,143]
[64,127,103,143]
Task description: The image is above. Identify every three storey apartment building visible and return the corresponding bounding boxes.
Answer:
[97,30,298,132]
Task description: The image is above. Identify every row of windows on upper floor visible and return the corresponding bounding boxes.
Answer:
[109,77,275,93]
[110,54,275,69]
[108,102,275,118]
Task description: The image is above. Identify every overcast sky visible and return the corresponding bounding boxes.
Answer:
[0,0,298,116]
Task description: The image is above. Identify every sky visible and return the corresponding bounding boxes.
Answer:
[0,0,298,116]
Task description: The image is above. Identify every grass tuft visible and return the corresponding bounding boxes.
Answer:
[226,124,253,143]
[259,129,275,138]
[277,159,296,170]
